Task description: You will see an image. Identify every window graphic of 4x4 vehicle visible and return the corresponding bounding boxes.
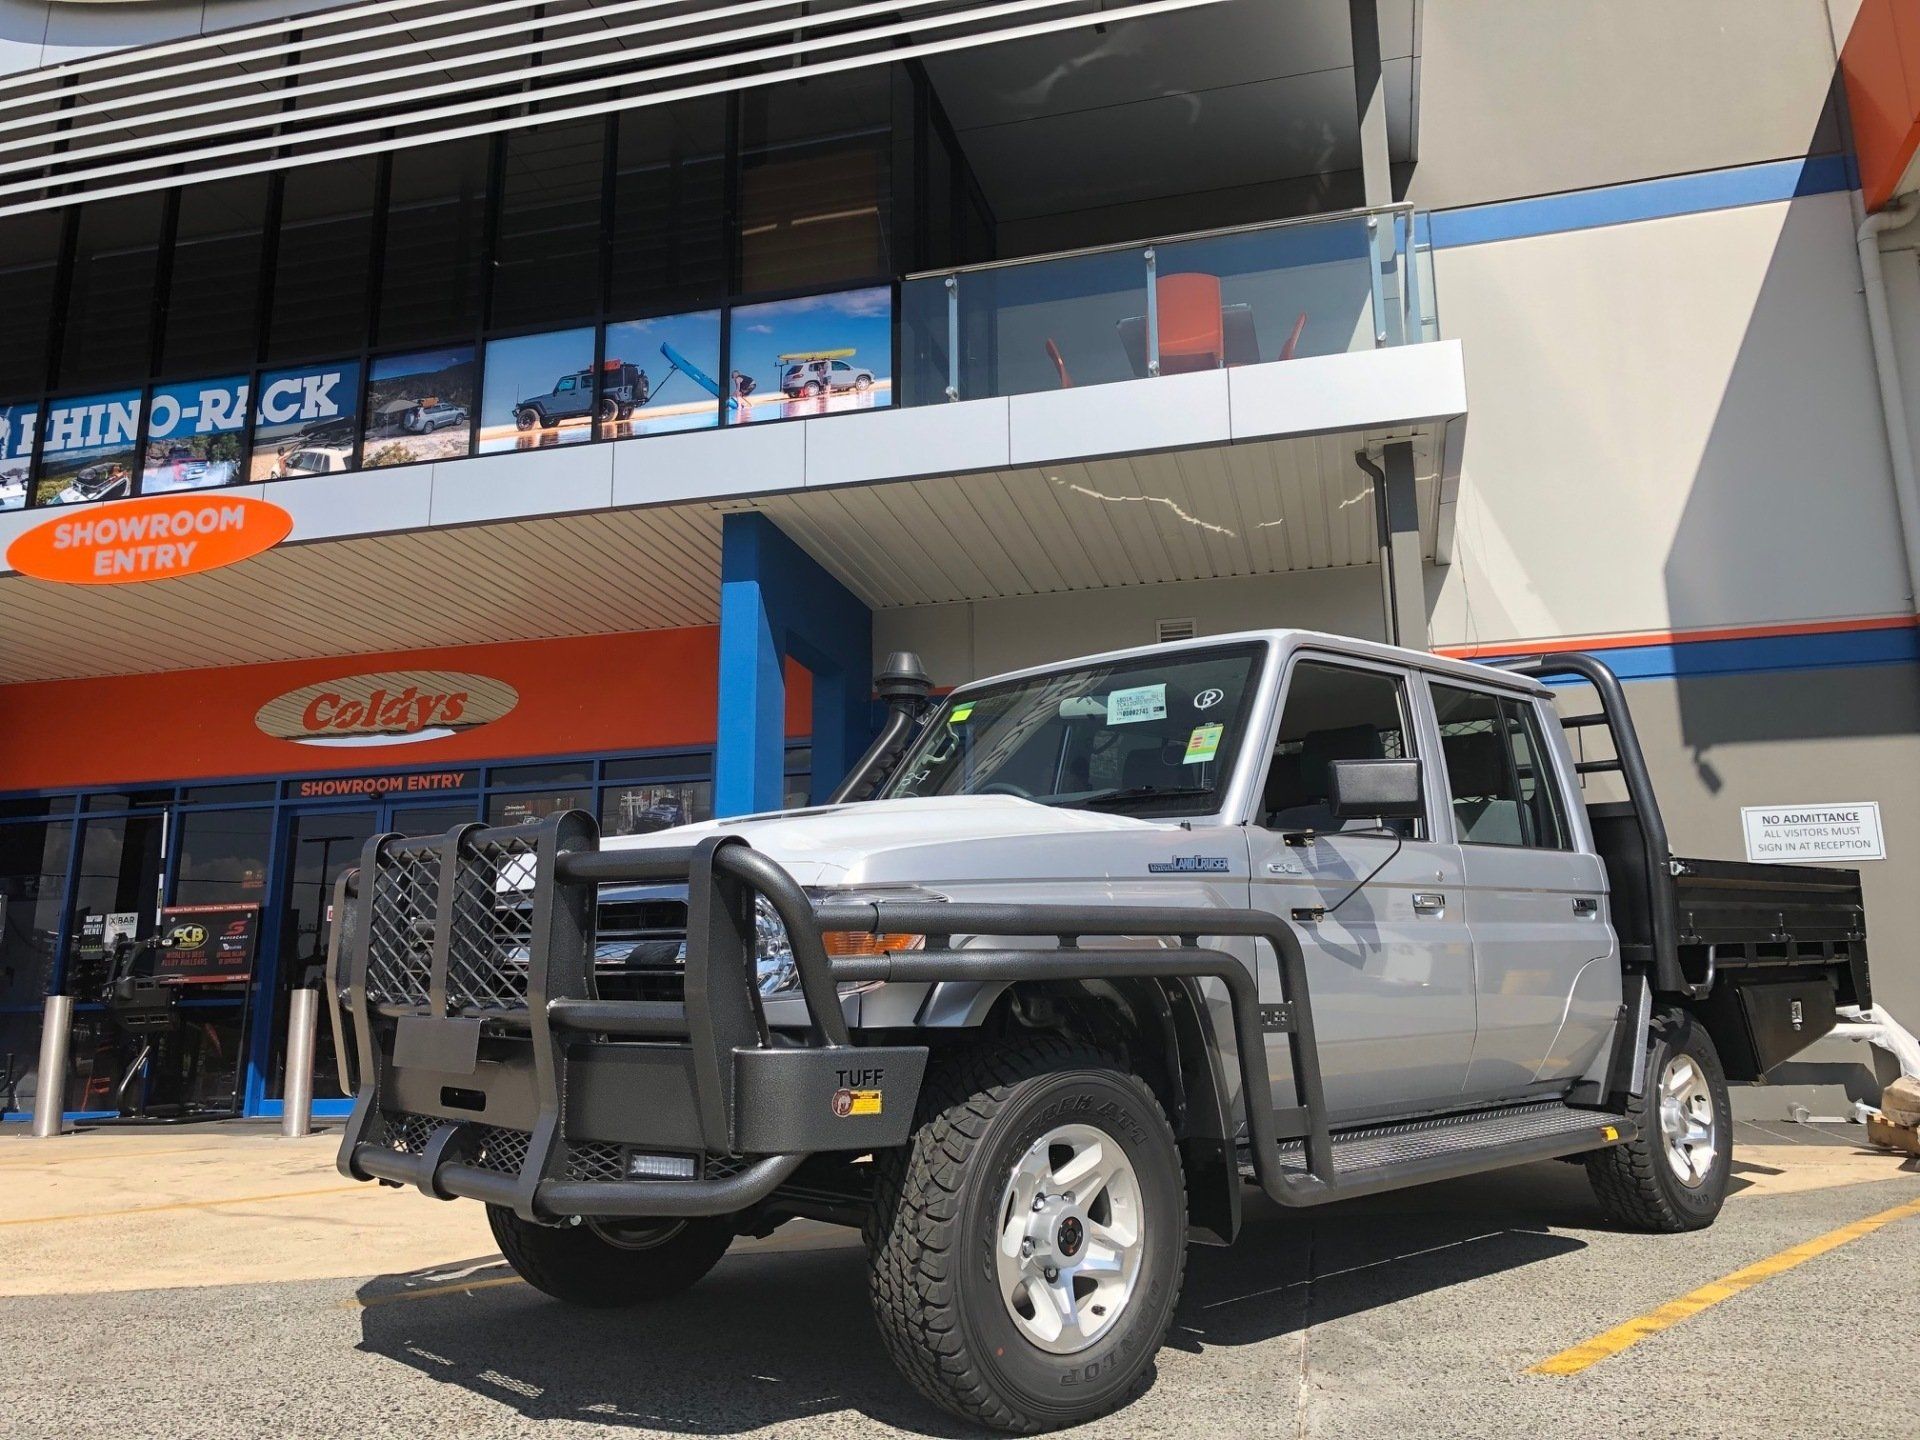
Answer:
[778,350,874,398]
[402,400,470,434]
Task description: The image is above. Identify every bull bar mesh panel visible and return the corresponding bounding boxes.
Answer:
[445,832,539,1010]
[363,842,439,1006]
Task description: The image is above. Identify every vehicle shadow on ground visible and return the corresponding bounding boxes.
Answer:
[352,1164,1607,1435]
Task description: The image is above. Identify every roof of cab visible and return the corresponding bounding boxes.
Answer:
[950,629,1556,698]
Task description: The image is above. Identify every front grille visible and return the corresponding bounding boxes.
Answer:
[364,846,439,1006]
[445,833,539,1010]
[595,895,688,1004]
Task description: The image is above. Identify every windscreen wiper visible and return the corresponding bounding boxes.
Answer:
[1066,785,1216,809]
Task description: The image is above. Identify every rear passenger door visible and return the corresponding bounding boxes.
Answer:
[1427,682,1620,1100]
[1249,656,1476,1123]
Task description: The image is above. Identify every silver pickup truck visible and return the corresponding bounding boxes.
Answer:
[328,630,1870,1433]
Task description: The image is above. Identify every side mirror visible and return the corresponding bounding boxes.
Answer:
[1327,758,1424,821]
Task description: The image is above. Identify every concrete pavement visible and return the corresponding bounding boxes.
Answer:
[1,1120,1916,1438]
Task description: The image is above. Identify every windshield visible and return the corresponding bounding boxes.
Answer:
[880,642,1265,817]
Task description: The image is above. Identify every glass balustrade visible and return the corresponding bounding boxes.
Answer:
[900,205,1433,407]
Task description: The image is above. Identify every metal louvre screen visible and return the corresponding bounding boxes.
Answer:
[0,0,1228,216]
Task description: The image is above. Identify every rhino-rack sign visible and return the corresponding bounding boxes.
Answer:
[257,671,519,747]
[5,495,293,583]
[290,769,475,799]
[1740,802,1886,864]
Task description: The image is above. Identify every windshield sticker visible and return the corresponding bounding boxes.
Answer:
[949,702,974,724]
[1193,687,1224,710]
[1107,683,1167,726]
[1183,723,1224,764]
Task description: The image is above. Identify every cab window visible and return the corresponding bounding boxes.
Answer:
[1430,684,1570,849]
[1262,661,1423,838]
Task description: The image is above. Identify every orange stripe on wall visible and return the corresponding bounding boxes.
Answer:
[0,628,812,793]
[1434,614,1920,662]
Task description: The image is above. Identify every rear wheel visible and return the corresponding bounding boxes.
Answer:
[514,407,540,431]
[1585,1009,1731,1231]
[866,1039,1186,1433]
[487,1205,734,1307]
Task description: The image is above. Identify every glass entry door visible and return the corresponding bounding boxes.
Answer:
[266,809,378,1103]
[260,796,480,1110]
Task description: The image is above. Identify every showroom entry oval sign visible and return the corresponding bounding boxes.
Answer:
[6,495,293,584]
[257,671,520,748]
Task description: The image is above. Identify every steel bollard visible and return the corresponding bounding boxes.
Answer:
[31,994,74,1139]
[282,988,319,1139]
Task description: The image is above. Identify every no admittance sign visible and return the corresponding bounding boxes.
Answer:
[1740,802,1885,864]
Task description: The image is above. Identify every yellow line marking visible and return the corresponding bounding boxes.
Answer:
[0,1183,369,1228]
[342,1274,526,1310]
[1531,1193,1920,1376]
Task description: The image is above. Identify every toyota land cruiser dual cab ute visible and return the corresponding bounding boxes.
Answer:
[328,631,1870,1433]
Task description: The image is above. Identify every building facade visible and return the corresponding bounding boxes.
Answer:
[0,0,1913,1121]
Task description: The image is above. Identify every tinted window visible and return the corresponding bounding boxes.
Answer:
[269,158,378,362]
[0,212,63,397]
[163,175,269,376]
[379,138,490,347]
[493,120,606,330]
[1263,661,1422,837]
[1431,685,1570,850]
[600,781,712,836]
[0,819,73,1007]
[609,97,726,316]
[736,72,892,292]
[60,193,166,389]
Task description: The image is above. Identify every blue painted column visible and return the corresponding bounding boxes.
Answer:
[715,513,873,816]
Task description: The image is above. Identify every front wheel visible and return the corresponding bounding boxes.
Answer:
[1585,1008,1732,1231]
[487,1205,734,1307]
[866,1040,1186,1433]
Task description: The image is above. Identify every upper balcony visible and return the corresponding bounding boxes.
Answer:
[901,204,1434,406]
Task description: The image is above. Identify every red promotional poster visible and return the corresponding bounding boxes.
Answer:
[155,903,261,985]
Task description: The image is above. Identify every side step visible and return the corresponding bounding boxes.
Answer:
[1244,1099,1634,1206]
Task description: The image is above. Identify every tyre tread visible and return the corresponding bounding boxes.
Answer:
[1584,1009,1728,1233]
[864,1037,1184,1433]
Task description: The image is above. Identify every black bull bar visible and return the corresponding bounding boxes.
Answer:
[329,811,1338,1221]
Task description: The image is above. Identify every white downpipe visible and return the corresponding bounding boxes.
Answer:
[1857,196,1920,612]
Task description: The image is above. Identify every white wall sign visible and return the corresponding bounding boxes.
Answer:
[1740,802,1885,864]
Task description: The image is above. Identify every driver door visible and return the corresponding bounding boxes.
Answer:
[1249,655,1476,1123]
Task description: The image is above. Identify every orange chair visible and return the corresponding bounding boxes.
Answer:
[1278,311,1308,361]
[1045,336,1074,388]
[1155,272,1224,373]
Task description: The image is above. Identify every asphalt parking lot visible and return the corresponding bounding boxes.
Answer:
[3,1120,1917,1439]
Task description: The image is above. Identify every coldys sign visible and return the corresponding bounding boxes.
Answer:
[5,495,293,583]
[256,671,520,747]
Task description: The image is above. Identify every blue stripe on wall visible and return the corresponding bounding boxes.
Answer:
[1428,154,1856,250]
[1463,624,1920,684]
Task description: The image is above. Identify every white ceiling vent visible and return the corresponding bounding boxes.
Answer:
[1155,617,1196,644]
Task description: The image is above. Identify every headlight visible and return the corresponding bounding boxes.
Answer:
[753,888,943,996]
[753,895,799,995]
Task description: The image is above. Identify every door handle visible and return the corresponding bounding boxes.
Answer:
[1412,892,1446,916]
[1573,896,1600,918]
